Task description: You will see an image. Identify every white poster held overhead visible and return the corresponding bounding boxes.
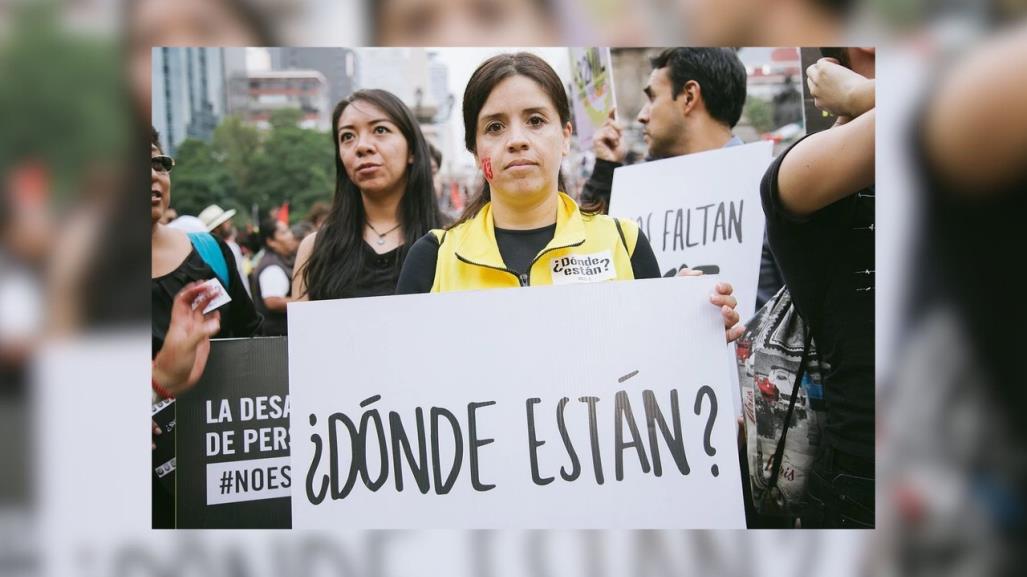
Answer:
[569,47,616,150]
[608,141,773,322]
[289,278,745,529]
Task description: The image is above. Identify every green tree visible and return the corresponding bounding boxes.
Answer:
[248,130,334,222]
[268,108,304,131]
[743,96,775,135]
[211,115,261,195]
[170,109,335,224]
[170,138,235,217]
[247,110,334,223]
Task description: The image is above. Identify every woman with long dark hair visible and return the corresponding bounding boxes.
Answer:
[293,89,440,300]
[395,52,741,340]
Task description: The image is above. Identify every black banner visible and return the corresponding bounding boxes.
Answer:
[175,336,291,528]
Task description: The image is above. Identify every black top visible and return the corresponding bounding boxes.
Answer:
[495,224,558,275]
[760,135,875,460]
[250,250,294,337]
[580,158,620,212]
[151,237,262,356]
[349,242,405,298]
[304,241,407,301]
[396,222,661,294]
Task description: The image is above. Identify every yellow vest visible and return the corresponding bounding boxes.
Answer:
[430,192,640,292]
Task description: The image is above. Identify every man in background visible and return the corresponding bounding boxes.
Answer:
[199,204,251,297]
[250,216,298,336]
[581,47,784,307]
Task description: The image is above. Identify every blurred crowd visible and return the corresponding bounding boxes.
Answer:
[2,0,1027,575]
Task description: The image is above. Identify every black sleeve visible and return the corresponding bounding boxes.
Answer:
[579,159,621,213]
[630,230,661,279]
[760,134,815,226]
[216,238,263,337]
[396,232,441,294]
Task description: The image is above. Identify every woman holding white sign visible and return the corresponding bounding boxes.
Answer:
[293,89,440,301]
[396,52,741,339]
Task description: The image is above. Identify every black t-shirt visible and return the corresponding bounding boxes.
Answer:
[580,158,620,212]
[761,136,875,460]
[306,241,407,301]
[151,236,262,356]
[352,242,406,298]
[396,222,660,294]
[495,224,558,274]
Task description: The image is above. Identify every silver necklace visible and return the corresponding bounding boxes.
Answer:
[366,221,401,245]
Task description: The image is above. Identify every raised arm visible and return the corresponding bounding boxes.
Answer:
[776,108,875,217]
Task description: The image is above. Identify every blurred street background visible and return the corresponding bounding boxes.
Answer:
[2,0,1026,576]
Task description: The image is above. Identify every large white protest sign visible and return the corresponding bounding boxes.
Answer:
[569,47,615,150]
[289,278,744,529]
[608,141,773,321]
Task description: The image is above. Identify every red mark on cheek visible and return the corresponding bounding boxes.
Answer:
[482,158,493,181]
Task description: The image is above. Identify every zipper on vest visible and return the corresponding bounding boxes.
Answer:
[455,254,522,285]
[521,240,585,286]
[455,238,585,288]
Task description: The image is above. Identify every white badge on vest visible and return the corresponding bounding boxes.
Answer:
[549,250,617,285]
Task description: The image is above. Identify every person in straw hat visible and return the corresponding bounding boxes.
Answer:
[199,204,250,297]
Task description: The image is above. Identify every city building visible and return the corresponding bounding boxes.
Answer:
[228,70,331,131]
[739,47,802,99]
[269,48,358,109]
[152,47,245,154]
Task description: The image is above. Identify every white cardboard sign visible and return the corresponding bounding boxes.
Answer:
[289,278,745,528]
[608,141,773,321]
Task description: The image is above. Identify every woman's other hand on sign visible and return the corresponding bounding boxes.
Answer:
[152,419,161,450]
[677,268,744,343]
[593,108,627,163]
[806,58,875,121]
[152,281,222,397]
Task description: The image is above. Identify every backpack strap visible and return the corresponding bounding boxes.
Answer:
[187,232,230,289]
[613,218,629,254]
[766,326,813,494]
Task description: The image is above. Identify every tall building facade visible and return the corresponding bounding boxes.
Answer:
[152,47,243,154]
